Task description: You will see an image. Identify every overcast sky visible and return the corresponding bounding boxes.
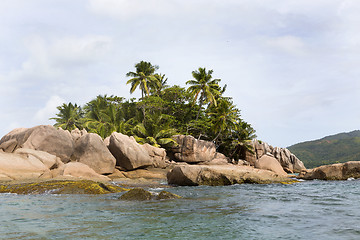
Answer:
[0,0,359,147]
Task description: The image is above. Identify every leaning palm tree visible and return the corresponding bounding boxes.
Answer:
[126,61,160,98]
[50,103,83,131]
[186,67,221,120]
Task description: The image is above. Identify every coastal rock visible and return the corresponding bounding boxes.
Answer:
[60,162,111,182]
[142,143,166,168]
[108,132,153,170]
[254,154,288,176]
[119,188,181,201]
[0,125,75,163]
[299,161,360,180]
[0,180,127,194]
[14,148,63,170]
[72,133,116,174]
[170,135,216,163]
[246,140,306,173]
[167,165,291,186]
[70,128,87,141]
[0,151,49,180]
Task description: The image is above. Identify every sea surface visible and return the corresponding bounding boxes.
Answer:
[1,179,360,240]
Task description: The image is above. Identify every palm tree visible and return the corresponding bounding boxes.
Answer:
[50,103,83,131]
[186,67,221,120]
[150,73,169,96]
[126,61,159,98]
[208,98,240,142]
[131,114,178,148]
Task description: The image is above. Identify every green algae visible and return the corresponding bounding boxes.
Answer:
[0,180,128,194]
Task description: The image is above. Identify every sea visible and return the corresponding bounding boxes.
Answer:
[1,179,360,240]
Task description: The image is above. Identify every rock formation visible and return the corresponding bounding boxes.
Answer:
[167,164,293,186]
[0,125,75,163]
[298,161,360,180]
[246,140,306,173]
[72,133,116,174]
[170,135,216,163]
[254,154,288,176]
[108,132,166,170]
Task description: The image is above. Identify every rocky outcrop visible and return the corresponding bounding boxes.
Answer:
[0,125,75,163]
[167,165,292,186]
[108,132,166,170]
[0,150,51,181]
[170,135,216,163]
[59,162,111,182]
[254,154,288,176]
[72,133,116,174]
[247,140,306,173]
[119,188,181,201]
[0,180,127,194]
[298,161,360,180]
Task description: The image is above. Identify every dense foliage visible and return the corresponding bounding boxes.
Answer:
[288,130,360,168]
[51,61,256,160]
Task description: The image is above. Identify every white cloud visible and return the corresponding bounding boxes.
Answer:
[34,95,65,123]
[264,35,307,56]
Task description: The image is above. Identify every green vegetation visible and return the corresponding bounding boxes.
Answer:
[288,130,360,168]
[51,61,256,161]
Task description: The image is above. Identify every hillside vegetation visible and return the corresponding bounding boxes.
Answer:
[288,130,360,168]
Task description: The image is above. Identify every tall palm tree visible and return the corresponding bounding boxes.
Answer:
[126,61,159,98]
[186,67,221,120]
[150,73,169,96]
[208,98,240,142]
[50,103,83,131]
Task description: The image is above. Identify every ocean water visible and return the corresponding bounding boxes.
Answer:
[1,180,360,240]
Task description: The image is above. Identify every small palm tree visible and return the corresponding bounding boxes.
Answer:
[126,61,159,98]
[208,98,240,142]
[186,67,221,120]
[51,103,83,131]
[131,114,177,148]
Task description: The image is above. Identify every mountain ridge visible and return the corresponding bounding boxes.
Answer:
[288,130,360,168]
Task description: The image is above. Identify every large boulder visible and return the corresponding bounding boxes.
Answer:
[14,148,63,170]
[245,140,306,173]
[167,165,292,186]
[0,151,50,180]
[58,162,111,182]
[254,154,288,176]
[72,133,116,174]
[171,135,216,163]
[0,125,75,163]
[142,143,166,168]
[108,132,153,170]
[299,161,360,180]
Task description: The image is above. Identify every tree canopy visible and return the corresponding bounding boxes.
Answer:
[51,61,256,160]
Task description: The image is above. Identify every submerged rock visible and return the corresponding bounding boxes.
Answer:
[119,188,182,201]
[0,180,128,194]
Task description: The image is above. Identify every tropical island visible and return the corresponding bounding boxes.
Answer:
[0,61,359,194]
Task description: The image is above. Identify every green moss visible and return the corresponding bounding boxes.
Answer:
[119,188,152,200]
[0,180,128,195]
[157,191,182,200]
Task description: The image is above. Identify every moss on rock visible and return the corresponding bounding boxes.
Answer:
[0,180,128,194]
[157,190,182,200]
[119,188,152,200]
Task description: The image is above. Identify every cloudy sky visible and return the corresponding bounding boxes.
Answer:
[0,0,359,147]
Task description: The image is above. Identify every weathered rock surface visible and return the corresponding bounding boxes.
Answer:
[70,128,87,141]
[108,132,166,170]
[298,161,360,180]
[58,162,111,182]
[0,180,127,194]
[171,135,216,163]
[246,140,306,173]
[119,188,181,201]
[167,165,292,186]
[14,148,63,170]
[0,125,75,163]
[0,151,50,180]
[72,133,116,174]
[254,154,288,176]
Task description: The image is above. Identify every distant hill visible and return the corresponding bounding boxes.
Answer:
[288,130,360,169]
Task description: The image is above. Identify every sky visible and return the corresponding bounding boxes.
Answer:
[0,0,359,148]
